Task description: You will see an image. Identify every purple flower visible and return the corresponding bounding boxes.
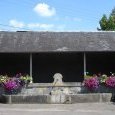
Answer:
[84,77,99,91]
[3,79,20,91]
[15,73,22,78]
[106,77,115,88]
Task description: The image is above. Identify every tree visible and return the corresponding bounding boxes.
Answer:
[111,7,115,16]
[99,14,108,30]
[108,15,115,30]
[98,7,115,31]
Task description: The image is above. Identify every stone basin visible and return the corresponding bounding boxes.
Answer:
[0,82,114,104]
[0,93,112,104]
[0,83,113,104]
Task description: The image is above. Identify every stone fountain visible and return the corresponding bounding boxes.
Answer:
[0,73,112,104]
[49,73,72,104]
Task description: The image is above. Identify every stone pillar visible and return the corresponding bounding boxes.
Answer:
[30,53,33,83]
[84,53,86,76]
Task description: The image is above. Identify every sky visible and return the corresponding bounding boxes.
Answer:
[0,0,115,31]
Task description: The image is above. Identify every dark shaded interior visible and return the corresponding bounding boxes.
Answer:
[0,53,29,76]
[1,52,115,82]
[86,52,115,76]
[33,53,84,83]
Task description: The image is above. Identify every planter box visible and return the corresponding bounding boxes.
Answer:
[81,85,115,93]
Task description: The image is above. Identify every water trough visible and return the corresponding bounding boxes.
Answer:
[0,73,113,104]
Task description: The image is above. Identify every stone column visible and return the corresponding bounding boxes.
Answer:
[84,53,86,76]
[30,53,33,83]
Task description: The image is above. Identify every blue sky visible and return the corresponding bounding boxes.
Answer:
[0,0,115,31]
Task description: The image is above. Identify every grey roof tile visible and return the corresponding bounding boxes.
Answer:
[0,31,115,52]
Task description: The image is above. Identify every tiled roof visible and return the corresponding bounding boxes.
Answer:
[0,31,115,52]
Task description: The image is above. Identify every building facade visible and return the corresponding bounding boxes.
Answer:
[0,31,115,82]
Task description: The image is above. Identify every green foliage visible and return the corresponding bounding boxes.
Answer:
[99,15,108,30]
[20,74,32,83]
[0,75,8,84]
[98,7,115,31]
[99,74,108,83]
[84,75,92,79]
[111,7,115,16]
[108,15,115,30]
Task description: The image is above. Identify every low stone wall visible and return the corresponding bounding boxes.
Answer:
[28,82,82,87]
[0,93,112,104]
[70,93,112,103]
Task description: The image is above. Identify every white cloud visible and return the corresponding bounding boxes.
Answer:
[39,24,54,29]
[28,23,54,29]
[9,20,25,28]
[8,19,66,31]
[33,3,56,17]
[27,23,66,31]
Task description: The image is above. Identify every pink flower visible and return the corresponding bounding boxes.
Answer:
[4,79,20,91]
[106,76,115,88]
[84,77,99,91]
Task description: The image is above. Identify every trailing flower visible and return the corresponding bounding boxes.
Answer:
[105,76,115,88]
[0,74,32,94]
[3,79,20,91]
[84,77,99,91]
